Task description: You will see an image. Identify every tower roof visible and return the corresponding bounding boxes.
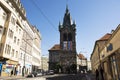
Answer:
[78,54,86,60]
[63,5,72,26]
[49,44,60,51]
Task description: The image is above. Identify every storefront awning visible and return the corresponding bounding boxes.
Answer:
[6,60,18,65]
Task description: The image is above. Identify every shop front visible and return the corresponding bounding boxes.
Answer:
[102,57,112,80]
[1,60,18,77]
[0,63,2,76]
[109,51,120,80]
[25,64,32,74]
[103,49,120,80]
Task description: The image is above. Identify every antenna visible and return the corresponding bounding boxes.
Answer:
[66,0,68,6]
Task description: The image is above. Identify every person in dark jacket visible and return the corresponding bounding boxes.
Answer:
[96,69,99,80]
[100,67,104,80]
[11,70,13,76]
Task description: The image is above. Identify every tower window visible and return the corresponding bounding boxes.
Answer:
[63,33,67,41]
[68,33,72,41]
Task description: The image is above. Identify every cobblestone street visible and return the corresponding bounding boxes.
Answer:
[0,73,95,80]
[46,74,95,80]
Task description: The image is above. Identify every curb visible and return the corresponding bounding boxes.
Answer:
[0,76,25,80]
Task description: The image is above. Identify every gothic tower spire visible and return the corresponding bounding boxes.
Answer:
[63,5,72,27]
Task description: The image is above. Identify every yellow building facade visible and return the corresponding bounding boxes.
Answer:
[91,24,120,80]
[100,25,120,80]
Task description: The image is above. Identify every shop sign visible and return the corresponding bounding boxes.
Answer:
[6,64,13,68]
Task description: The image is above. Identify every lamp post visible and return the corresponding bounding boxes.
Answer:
[22,37,37,77]
[41,55,44,75]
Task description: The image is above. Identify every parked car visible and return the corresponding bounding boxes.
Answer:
[37,72,42,76]
[26,71,37,77]
[47,70,54,75]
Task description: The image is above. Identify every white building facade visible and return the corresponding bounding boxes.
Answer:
[0,0,41,77]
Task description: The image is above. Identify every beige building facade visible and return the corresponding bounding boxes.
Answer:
[99,25,120,80]
[41,56,48,71]
[91,24,120,80]
[91,33,111,73]
[77,54,88,73]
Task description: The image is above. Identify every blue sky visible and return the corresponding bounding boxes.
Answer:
[21,0,120,60]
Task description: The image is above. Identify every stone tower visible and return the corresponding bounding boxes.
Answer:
[58,6,77,73]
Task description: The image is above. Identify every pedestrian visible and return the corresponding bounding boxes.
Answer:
[96,69,99,80]
[14,67,16,76]
[100,67,104,80]
[11,70,13,76]
[16,69,18,76]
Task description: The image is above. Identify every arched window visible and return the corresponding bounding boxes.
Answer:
[63,33,67,41]
[68,33,72,41]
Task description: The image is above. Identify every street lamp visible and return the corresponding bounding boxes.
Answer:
[22,37,37,77]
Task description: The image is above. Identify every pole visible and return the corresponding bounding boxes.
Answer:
[23,32,36,76]
[23,32,27,77]
[86,58,87,71]
[42,55,44,75]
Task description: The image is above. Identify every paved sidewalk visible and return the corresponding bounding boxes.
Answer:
[0,75,25,80]
[86,73,95,80]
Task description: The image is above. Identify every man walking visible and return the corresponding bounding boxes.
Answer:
[96,69,99,80]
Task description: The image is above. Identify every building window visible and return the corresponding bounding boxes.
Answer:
[11,49,14,57]
[14,36,16,43]
[16,51,18,58]
[19,29,21,34]
[68,41,72,50]
[63,41,67,50]
[68,33,72,41]
[0,6,1,10]
[8,45,11,55]
[16,25,18,32]
[11,16,16,25]
[8,29,14,38]
[63,33,67,41]
[5,44,8,54]
[0,26,3,33]
[17,39,20,45]
[5,44,11,55]
[20,53,22,59]
[2,12,7,20]
[109,55,120,80]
